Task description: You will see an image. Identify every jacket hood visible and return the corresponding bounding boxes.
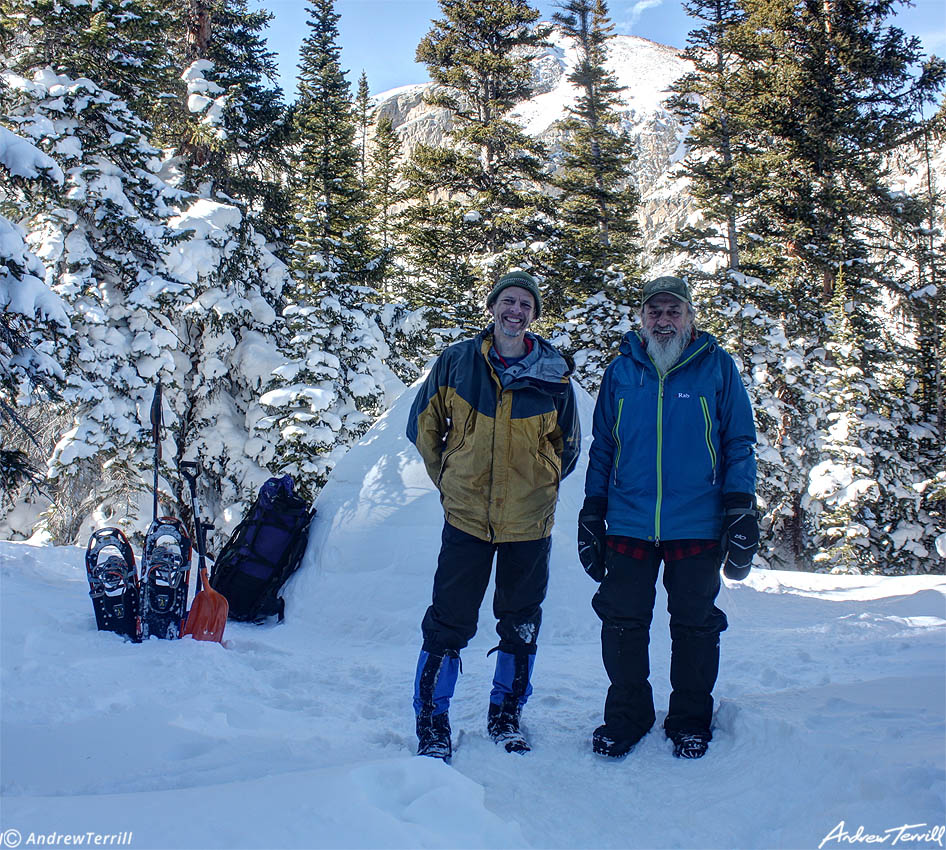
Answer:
[481,324,572,390]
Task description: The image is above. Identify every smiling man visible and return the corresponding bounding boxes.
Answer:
[407,270,580,760]
[578,275,759,761]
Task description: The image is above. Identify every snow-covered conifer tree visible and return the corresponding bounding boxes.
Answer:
[546,0,642,317]
[0,125,69,501]
[366,114,405,298]
[0,0,177,124]
[162,0,291,240]
[1,69,290,544]
[255,0,390,502]
[401,0,551,329]
[548,291,631,394]
[1,69,187,540]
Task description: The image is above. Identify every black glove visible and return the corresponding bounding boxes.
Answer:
[578,497,608,582]
[721,493,759,581]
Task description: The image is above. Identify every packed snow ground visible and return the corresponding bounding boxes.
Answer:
[2,384,944,850]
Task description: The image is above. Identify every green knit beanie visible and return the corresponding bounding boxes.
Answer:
[486,271,542,319]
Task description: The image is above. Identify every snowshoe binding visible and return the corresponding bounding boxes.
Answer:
[140,517,192,640]
[86,528,140,642]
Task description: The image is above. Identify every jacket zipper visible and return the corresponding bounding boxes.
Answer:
[437,407,474,487]
[651,339,710,544]
[611,397,625,485]
[655,377,664,543]
[700,396,717,485]
[486,362,504,543]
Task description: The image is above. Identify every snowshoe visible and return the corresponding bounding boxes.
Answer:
[86,528,140,642]
[140,517,192,640]
[487,701,531,754]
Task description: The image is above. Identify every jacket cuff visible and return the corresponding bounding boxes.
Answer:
[723,492,756,512]
[581,496,608,518]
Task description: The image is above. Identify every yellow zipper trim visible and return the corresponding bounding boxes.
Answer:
[700,396,717,483]
[612,397,624,484]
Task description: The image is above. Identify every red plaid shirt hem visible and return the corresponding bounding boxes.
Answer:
[607,536,718,562]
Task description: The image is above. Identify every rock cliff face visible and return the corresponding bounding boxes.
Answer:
[371,27,696,260]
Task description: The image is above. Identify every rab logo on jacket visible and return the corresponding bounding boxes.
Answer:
[678,392,690,398]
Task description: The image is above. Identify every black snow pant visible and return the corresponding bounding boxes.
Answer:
[420,521,551,657]
[591,542,728,742]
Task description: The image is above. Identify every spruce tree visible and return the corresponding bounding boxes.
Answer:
[1,69,291,544]
[548,291,632,394]
[664,0,756,276]
[402,0,551,329]
[872,104,946,572]
[355,70,371,191]
[674,0,945,571]
[163,0,291,240]
[0,125,69,499]
[291,0,366,289]
[1,71,188,539]
[547,0,642,316]
[259,0,387,500]
[367,114,404,296]
[742,0,943,573]
[734,0,943,337]
[0,0,177,123]
[664,0,821,568]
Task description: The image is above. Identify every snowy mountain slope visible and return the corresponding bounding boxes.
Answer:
[511,30,687,141]
[372,29,694,254]
[1,380,944,849]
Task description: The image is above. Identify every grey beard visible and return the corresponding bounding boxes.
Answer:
[642,325,691,374]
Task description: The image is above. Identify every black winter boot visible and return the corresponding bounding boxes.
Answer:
[413,649,459,760]
[667,729,710,759]
[592,723,646,758]
[487,699,530,753]
[417,710,452,760]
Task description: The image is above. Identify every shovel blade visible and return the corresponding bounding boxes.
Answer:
[183,568,228,643]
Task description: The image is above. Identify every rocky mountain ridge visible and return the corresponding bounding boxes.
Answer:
[371,27,696,261]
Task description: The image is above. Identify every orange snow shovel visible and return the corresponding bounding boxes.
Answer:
[181,461,228,643]
[183,562,228,642]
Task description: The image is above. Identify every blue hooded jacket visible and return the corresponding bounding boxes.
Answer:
[584,330,756,542]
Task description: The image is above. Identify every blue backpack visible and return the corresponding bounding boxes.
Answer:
[210,475,315,623]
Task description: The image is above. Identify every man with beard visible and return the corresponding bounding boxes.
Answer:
[577,275,758,760]
[407,270,580,760]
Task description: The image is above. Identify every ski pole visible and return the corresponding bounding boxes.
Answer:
[149,379,163,521]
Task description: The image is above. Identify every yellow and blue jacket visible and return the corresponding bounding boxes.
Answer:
[407,325,580,543]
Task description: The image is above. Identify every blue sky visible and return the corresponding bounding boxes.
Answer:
[251,0,946,100]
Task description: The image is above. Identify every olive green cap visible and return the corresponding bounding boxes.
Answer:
[641,275,692,306]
